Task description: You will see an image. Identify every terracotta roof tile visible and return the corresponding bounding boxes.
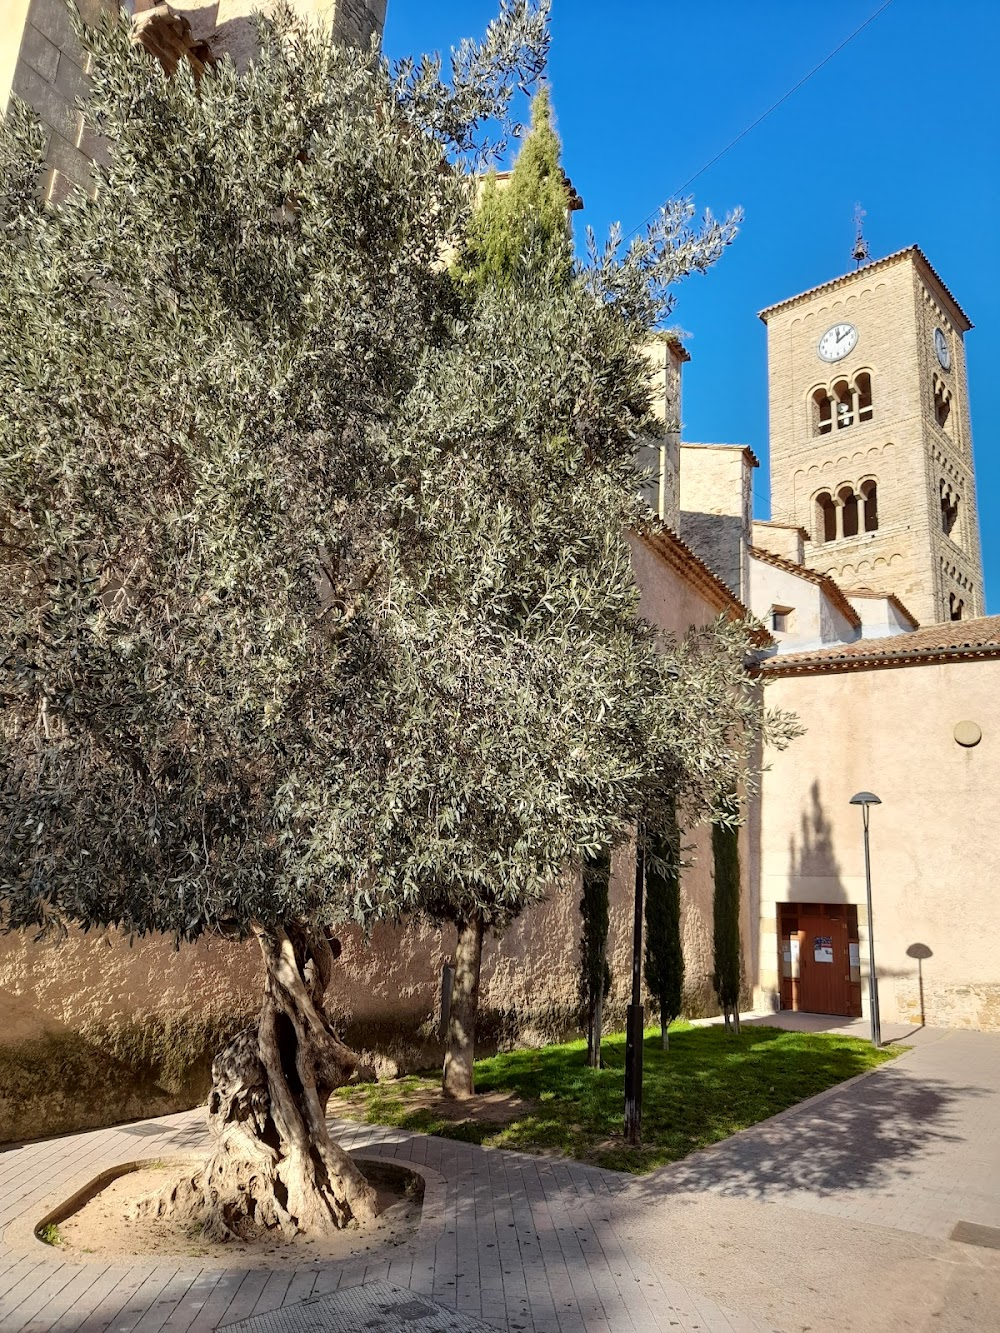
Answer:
[757,246,972,332]
[758,614,1000,675]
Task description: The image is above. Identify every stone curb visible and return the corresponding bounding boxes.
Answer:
[3,1146,448,1272]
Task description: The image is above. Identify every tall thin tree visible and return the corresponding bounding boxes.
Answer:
[712,799,743,1035]
[580,849,611,1067]
[644,806,683,1049]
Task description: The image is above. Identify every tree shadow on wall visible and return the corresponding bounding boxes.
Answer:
[788,779,847,893]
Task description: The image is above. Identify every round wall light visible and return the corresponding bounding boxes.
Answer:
[954,721,982,748]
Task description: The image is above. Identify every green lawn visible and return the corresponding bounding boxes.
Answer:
[333,1022,898,1173]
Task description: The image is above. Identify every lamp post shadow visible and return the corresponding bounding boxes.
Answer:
[905,942,933,1028]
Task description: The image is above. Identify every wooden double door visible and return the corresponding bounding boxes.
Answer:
[779,902,862,1017]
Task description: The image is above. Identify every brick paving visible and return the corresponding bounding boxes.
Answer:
[1,1018,998,1332]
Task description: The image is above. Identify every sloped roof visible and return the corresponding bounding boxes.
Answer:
[843,587,919,629]
[748,545,861,630]
[639,527,745,616]
[754,520,810,540]
[637,527,771,645]
[681,442,761,469]
[757,246,972,332]
[757,614,1000,676]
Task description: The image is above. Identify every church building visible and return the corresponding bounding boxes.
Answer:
[1,0,998,1147]
[675,246,999,1032]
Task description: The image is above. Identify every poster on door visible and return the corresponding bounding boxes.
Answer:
[814,935,834,963]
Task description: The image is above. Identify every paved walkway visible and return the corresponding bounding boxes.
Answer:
[1,1018,998,1333]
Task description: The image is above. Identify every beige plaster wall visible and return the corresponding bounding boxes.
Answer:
[757,656,1000,1030]
[750,554,857,653]
[630,533,755,1014]
[847,594,916,638]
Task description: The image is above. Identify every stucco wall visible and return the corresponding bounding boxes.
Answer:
[757,656,1000,1030]
[749,553,858,653]
[630,533,755,1014]
[848,594,917,638]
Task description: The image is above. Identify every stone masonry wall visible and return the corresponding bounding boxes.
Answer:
[763,250,984,627]
[3,0,110,203]
[2,0,388,203]
[679,444,755,603]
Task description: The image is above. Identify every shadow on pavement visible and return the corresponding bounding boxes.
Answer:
[621,1062,989,1203]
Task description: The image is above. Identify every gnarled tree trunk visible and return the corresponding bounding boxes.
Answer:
[441,913,484,1100]
[131,922,378,1240]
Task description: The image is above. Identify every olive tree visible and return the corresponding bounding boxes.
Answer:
[0,0,554,1236]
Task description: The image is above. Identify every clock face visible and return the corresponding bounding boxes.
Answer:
[818,323,858,362]
[934,327,951,371]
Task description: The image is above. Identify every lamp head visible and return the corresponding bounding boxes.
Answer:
[850,791,882,806]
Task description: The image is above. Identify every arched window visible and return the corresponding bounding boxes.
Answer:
[861,480,878,532]
[934,375,953,434]
[833,380,854,430]
[950,592,965,622]
[810,373,874,435]
[941,481,960,538]
[839,485,859,538]
[816,491,837,544]
[856,372,874,423]
[812,388,833,436]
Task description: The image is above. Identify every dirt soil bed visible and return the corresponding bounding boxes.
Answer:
[46,1156,422,1267]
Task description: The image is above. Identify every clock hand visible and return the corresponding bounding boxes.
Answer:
[836,327,849,343]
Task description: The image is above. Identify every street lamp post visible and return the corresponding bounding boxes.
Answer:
[849,791,882,1048]
[624,825,645,1146]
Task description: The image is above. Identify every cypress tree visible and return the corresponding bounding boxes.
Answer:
[712,803,743,1035]
[644,809,683,1050]
[457,85,572,292]
[580,848,611,1068]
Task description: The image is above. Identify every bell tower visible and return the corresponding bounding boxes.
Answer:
[760,247,984,627]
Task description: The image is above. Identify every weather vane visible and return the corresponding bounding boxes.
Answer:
[852,204,870,268]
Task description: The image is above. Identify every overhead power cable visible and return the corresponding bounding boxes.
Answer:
[622,0,895,240]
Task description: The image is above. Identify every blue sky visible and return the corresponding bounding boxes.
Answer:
[383,1,1000,613]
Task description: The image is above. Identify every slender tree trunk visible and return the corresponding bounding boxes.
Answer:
[581,849,611,1070]
[131,922,378,1240]
[590,966,605,1068]
[442,913,485,1099]
[660,1004,669,1050]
